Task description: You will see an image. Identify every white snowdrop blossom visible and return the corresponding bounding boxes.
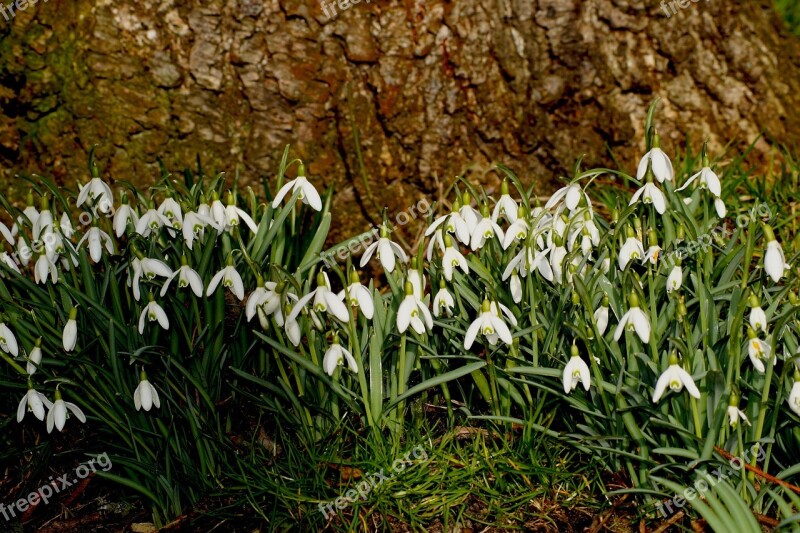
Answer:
[26,339,43,375]
[360,225,407,273]
[629,182,667,214]
[491,180,519,223]
[425,201,471,246]
[594,297,609,335]
[271,164,322,211]
[139,296,170,334]
[17,386,53,423]
[338,270,375,320]
[763,225,789,283]
[224,192,259,233]
[433,281,455,317]
[323,338,358,376]
[545,183,588,212]
[563,346,591,394]
[77,226,114,263]
[789,377,800,417]
[470,205,504,251]
[636,135,673,183]
[135,207,170,237]
[161,259,204,298]
[667,264,683,293]
[63,307,78,352]
[727,397,750,428]
[677,165,721,197]
[614,294,650,344]
[46,389,86,433]
[113,198,139,237]
[158,195,183,229]
[183,210,219,249]
[397,281,433,335]
[652,353,700,402]
[77,176,114,213]
[502,212,529,250]
[207,257,246,301]
[619,228,645,271]
[0,321,18,356]
[464,299,514,349]
[134,372,161,411]
[510,271,522,303]
[132,256,174,301]
[747,330,774,373]
[442,235,469,281]
[289,272,350,325]
[749,298,768,334]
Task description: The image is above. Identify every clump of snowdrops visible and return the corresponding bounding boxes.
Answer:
[3,103,800,526]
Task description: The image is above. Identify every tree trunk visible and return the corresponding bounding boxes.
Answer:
[1,0,799,239]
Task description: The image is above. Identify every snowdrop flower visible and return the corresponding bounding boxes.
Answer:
[158,194,184,229]
[726,395,750,428]
[207,256,245,301]
[284,304,302,346]
[503,245,553,282]
[545,182,588,212]
[323,336,358,376]
[77,226,114,263]
[17,385,53,422]
[549,234,568,284]
[132,256,174,301]
[442,235,469,281]
[749,293,768,333]
[433,280,455,317]
[425,197,471,245]
[667,263,683,293]
[209,191,227,229]
[63,306,78,352]
[34,254,58,284]
[0,321,18,356]
[46,389,86,433]
[248,278,280,322]
[397,281,433,335]
[509,270,522,303]
[491,180,519,224]
[183,209,219,250]
[636,133,673,183]
[160,257,204,298]
[763,224,789,283]
[502,208,529,249]
[594,295,609,335]
[26,338,43,375]
[788,371,800,417]
[643,245,661,266]
[272,164,322,211]
[338,270,375,320]
[563,345,591,394]
[464,299,513,349]
[652,352,700,402]
[458,192,482,235]
[139,294,170,334]
[0,221,12,245]
[407,258,426,299]
[11,191,39,236]
[714,198,727,218]
[113,195,139,237]
[629,181,667,214]
[77,175,114,213]
[224,192,259,234]
[0,252,21,274]
[135,207,169,237]
[747,329,774,373]
[470,204,504,251]
[360,224,407,273]
[619,227,644,270]
[134,371,161,411]
[289,272,350,325]
[677,164,721,197]
[33,196,54,241]
[614,293,650,344]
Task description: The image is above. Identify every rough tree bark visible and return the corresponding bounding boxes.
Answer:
[0,0,799,239]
